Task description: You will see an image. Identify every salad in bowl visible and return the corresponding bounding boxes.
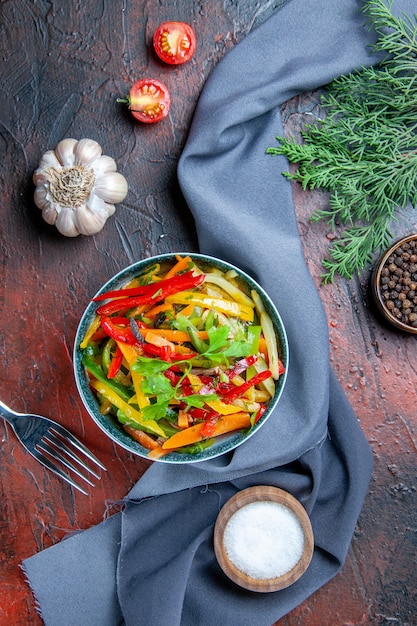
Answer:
[74,253,288,463]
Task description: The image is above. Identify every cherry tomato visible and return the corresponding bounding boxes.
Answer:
[153,21,197,65]
[117,78,171,124]
[122,79,171,124]
[128,79,171,124]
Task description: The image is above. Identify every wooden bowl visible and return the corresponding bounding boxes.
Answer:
[371,233,417,334]
[213,486,314,593]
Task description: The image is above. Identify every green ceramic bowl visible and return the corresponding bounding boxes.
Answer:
[73,253,289,463]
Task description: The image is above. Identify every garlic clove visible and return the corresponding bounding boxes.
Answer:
[91,155,117,177]
[75,138,102,166]
[34,185,49,210]
[33,169,50,187]
[55,138,77,166]
[104,202,116,217]
[55,206,80,237]
[74,205,106,236]
[86,193,112,219]
[42,204,58,225]
[94,171,128,203]
[38,150,61,170]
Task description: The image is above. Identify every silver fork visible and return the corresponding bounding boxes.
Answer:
[0,399,106,495]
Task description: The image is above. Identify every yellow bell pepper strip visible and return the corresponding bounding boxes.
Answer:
[89,378,165,437]
[203,273,256,308]
[260,310,280,380]
[94,272,205,315]
[161,411,252,449]
[116,342,150,409]
[165,291,254,322]
[80,315,102,349]
[205,399,244,415]
[115,341,142,365]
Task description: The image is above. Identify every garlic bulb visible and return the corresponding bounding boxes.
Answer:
[33,138,128,237]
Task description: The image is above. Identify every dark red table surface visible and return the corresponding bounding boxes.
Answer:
[1,2,415,625]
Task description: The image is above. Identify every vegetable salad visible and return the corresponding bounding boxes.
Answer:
[80,255,284,459]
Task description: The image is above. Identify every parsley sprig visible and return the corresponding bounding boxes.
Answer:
[131,324,253,422]
[267,0,417,282]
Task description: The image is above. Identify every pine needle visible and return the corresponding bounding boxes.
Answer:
[267,0,417,282]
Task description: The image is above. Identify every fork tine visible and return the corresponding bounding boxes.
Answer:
[31,448,89,496]
[36,440,95,486]
[49,424,107,471]
[43,431,101,479]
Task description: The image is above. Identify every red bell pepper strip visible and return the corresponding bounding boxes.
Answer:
[164,369,180,385]
[254,403,267,424]
[141,342,196,363]
[216,381,236,395]
[222,369,272,402]
[107,344,123,379]
[95,272,205,316]
[179,403,219,422]
[141,343,171,360]
[101,316,141,345]
[200,415,220,437]
[93,270,204,301]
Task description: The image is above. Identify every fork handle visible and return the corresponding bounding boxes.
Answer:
[0,399,20,421]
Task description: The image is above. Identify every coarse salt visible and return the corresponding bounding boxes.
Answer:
[223,500,305,580]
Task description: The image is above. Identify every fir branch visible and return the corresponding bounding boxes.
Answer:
[267,0,417,282]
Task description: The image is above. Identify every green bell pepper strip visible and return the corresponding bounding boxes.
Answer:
[174,313,209,353]
[82,353,131,402]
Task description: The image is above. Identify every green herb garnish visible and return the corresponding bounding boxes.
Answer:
[267,0,417,282]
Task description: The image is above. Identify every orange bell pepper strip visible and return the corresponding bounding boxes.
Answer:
[123,425,160,450]
[140,328,209,344]
[161,412,251,449]
[177,409,190,429]
[142,302,175,319]
[163,255,193,279]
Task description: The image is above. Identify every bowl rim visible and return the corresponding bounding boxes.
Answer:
[213,485,314,592]
[372,233,417,335]
[73,252,289,463]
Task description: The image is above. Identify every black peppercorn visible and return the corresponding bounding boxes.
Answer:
[375,235,417,331]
